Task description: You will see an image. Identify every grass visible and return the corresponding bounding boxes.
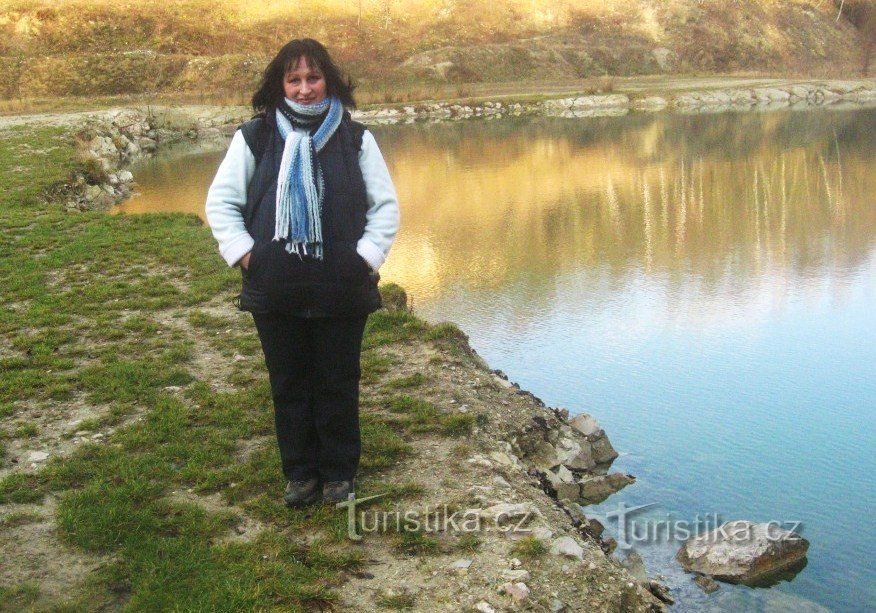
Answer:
[1,0,868,103]
[392,529,441,556]
[385,394,476,436]
[1,0,867,106]
[384,372,425,389]
[0,121,467,608]
[376,590,417,610]
[0,583,40,611]
[0,510,44,528]
[509,536,549,559]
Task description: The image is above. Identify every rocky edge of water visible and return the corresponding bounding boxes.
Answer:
[356,80,876,123]
[45,78,876,213]
[676,520,810,585]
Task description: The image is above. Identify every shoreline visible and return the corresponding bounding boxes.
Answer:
[8,76,873,214]
[3,75,871,609]
[0,94,670,611]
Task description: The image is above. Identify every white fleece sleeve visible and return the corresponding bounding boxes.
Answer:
[204,130,257,267]
[357,130,400,271]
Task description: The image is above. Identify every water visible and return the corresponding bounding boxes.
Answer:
[118,108,876,612]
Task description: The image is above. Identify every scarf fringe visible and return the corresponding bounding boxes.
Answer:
[274,96,343,260]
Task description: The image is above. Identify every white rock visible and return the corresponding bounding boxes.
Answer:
[489,451,516,466]
[117,170,134,183]
[451,558,472,570]
[500,581,530,601]
[556,465,576,483]
[28,451,49,462]
[676,520,809,584]
[550,536,584,561]
[550,598,569,612]
[531,526,554,542]
[475,602,496,613]
[568,413,603,437]
[492,475,511,488]
[501,569,531,581]
[467,455,493,468]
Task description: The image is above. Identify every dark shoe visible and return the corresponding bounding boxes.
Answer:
[284,478,320,508]
[322,479,355,505]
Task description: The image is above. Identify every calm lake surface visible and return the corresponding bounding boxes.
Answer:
[118,108,876,612]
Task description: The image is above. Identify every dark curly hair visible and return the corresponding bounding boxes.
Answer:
[252,38,356,112]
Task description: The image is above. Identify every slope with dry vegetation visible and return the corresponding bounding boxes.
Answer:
[0,0,874,103]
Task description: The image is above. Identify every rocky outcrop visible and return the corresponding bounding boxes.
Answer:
[60,106,247,212]
[676,520,809,584]
[541,94,630,118]
[353,80,876,124]
[65,110,160,211]
[506,406,633,507]
[672,82,876,114]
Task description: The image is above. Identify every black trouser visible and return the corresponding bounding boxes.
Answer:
[252,313,368,483]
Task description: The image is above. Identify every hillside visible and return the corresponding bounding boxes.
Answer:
[0,0,874,102]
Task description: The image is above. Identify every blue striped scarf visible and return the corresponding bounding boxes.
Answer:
[274,96,343,259]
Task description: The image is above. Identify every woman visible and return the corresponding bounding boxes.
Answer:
[205,38,400,507]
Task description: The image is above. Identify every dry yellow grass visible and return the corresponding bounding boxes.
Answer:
[0,0,871,100]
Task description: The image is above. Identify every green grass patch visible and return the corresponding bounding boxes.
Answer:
[363,309,428,349]
[384,372,425,389]
[0,510,44,529]
[13,423,39,438]
[0,120,449,609]
[361,351,394,385]
[454,532,482,553]
[440,413,475,436]
[376,590,417,610]
[509,536,549,559]
[424,322,468,343]
[0,583,41,611]
[392,529,441,556]
[385,395,474,437]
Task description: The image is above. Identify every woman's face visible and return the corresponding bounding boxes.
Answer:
[283,57,327,105]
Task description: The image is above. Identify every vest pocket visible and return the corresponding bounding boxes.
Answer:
[332,242,371,284]
[250,239,326,294]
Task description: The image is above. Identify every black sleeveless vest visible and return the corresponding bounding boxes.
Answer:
[236,110,382,317]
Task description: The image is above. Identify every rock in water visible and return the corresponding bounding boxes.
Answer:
[676,520,809,584]
[693,575,720,593]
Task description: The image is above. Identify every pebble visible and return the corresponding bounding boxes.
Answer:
[501,569,531,581]
[550,599,568,613]
[475,602,496,613]
[28,451,49,462]
[492,475,511,488]
[451,559,472,570]
[499,581,530,601]
[467,455,493,467]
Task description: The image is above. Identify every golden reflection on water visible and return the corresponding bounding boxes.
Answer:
[117,110,876,306]
[375,112,875,302]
